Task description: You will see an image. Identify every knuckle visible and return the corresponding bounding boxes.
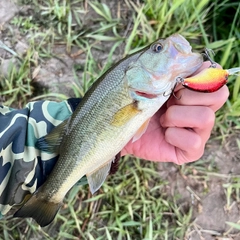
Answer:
[220,85,230,102]
[164,105,177,123]
[190,142,205,161]
[191,135,203,152]
[212,85,229,111]
[176,136,204,164]
[197,107,215,129]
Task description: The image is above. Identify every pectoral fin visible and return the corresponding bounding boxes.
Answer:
[132,118,150,142]
[111,102,140,127]
[87,161,112,194]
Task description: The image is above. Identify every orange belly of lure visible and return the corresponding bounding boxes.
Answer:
[180,67,240,93]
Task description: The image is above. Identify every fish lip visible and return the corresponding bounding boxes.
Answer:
[134,90,158,99]
[129,87,160,99]
[130,80,175,99]
[186,58,204,76]
[174,53,203,78]
[168,34,192,55]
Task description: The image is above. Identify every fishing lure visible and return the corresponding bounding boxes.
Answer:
[177,67,240,93]
[177,49,240,93]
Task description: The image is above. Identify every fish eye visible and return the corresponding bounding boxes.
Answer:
[151,43,163,53]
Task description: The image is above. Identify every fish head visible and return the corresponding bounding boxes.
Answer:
[127,34,203,98]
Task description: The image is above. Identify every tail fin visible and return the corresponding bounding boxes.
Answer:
[13,193,62,227]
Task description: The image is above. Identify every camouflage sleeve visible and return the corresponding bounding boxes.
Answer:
[0,98,81,217]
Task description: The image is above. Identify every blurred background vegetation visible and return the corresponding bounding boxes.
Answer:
[0,0,239,239]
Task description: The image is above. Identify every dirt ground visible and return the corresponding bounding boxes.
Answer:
[0,1,240,239]
[158,133,240,240]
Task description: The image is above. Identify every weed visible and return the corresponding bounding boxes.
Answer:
[0,47,45,107]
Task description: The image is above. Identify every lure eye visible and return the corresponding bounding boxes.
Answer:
[151,43,163,53]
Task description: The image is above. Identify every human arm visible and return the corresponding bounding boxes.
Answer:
[0,99,81,216]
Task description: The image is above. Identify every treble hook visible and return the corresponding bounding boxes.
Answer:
[172,82,182,100]
[202,48,217,68]
[163,91,171,97]
[163,82,181,100]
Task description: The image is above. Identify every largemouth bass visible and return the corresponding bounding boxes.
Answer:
[14,34,203,227]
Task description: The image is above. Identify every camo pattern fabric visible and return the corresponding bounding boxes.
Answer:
[0,98,81,217]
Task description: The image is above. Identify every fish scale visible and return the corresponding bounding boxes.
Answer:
[14,34,203,227]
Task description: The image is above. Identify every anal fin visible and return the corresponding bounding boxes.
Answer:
[87,161,113,194]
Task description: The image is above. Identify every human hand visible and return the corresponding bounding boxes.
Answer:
[121,62,229,164]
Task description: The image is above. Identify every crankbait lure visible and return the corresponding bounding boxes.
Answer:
[177,67,240,93]
[177,49,240,93]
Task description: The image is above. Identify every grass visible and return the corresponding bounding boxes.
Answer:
[0,0,240,239]
[1,158,194,239]
[0,46,46,107]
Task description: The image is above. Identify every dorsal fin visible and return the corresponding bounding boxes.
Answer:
[36,118,69,154]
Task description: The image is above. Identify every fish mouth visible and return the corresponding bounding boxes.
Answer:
[131,79,175,100]
[134,91,158,99]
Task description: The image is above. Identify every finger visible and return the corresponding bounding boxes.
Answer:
[160,105,215,142]
[192,61,222,75]
[167,85,229,112]
[164,127,204,164]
